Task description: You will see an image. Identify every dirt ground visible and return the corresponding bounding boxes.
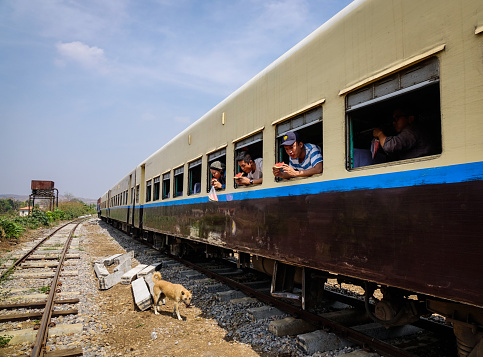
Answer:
[83,223,262,357]
[1,222,262,357]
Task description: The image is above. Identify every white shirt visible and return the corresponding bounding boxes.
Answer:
[247,158,263,180]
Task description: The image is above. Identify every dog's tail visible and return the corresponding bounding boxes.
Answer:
[152,271,162,282]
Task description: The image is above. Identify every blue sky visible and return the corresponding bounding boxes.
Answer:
[0,0,353,200]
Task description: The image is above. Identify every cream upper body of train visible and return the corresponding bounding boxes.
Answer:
[99,0,483,353]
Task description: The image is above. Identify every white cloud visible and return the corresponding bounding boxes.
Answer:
[56,41,108,73]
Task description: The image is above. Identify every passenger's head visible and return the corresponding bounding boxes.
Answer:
[392,108,415,133]
[210,161,225,179]
[281,131,304,160]
[236,151,254,174]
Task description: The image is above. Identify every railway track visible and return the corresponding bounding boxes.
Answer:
[156,253,456,357]
[1,218,456,356]
[0,219,87,357]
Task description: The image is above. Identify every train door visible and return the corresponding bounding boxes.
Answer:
[127,174,132,226]
[139,164,145,231]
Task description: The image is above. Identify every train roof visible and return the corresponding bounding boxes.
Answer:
[140,0,362,166]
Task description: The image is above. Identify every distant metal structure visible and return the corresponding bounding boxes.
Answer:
[29,180,58,214]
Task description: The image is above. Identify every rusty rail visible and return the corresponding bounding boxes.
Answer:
[170,254,417,357]
[0,219,82,281]
[30,220,85,357]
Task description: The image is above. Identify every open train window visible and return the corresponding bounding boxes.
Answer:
[346,57,442,169]
[153,177,160,201]
[207,148,226,192]
[275,106,323,181]
[174,166,184,198]
[146,180,152,202]
[162,172,170,199]
[136,185,140,203]
[234,131,263,188]
[188,158,202,195]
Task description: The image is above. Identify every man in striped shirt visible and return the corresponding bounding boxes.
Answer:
[272,131,323,179]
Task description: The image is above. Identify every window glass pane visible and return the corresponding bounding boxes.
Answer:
[208,148,226,161]
[235,132,263,150]
[346,57,439,111]
[174,167,183,197]
[146,180,152,202]
[188,158,202,169]
[153,177,160,201]
[276,106,323,138]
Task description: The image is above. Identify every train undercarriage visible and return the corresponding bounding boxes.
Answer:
[102,216,483,357]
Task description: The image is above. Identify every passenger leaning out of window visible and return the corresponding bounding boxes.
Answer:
[372,108,434,160]
[273,131,323,179]
[210,161,226,190]
[236,151,263,186]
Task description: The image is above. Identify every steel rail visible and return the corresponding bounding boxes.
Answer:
[0,219,82,281]
[30,220,84,357]
[170,254,417,357]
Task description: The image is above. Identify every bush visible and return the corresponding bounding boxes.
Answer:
[58,201,95,219]
[51,208,65,221]
[0,219,25,240]
[0,201,95,242]
[10,209,51,230]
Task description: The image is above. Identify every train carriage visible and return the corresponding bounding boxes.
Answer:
[100,0,483,354]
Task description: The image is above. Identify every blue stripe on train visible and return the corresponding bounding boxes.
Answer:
[113,161,483,210]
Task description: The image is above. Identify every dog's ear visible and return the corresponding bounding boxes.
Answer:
[189,290,193,293]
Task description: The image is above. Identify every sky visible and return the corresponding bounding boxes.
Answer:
[0,0,353,200]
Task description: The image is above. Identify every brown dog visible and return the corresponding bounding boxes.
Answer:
[152,271,192,320]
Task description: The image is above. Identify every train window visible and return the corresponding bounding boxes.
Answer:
[146,180,152,202]
[162,172,170,199]
[153,177,160,201]
[131,187,134,204]
[188,158,202,195]
[207,148,226,192]
[174,166,184,197]
[234,132,263,188]
[346,57,442,169]
[136,185,140,203]
[275,106,323,181]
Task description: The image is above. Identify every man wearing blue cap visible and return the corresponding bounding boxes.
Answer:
[272,131,323,179]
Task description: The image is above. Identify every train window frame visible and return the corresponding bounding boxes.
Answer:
[345,57,442,170]
[207,148,226,193]
[274,106,323,182]
[135,185,140,203]
[188,157,202,196]
[146,179,152,202]
[173,166,184,198]
[162,172,170,200]
[233,130,264,189]
[153,176,160,201]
